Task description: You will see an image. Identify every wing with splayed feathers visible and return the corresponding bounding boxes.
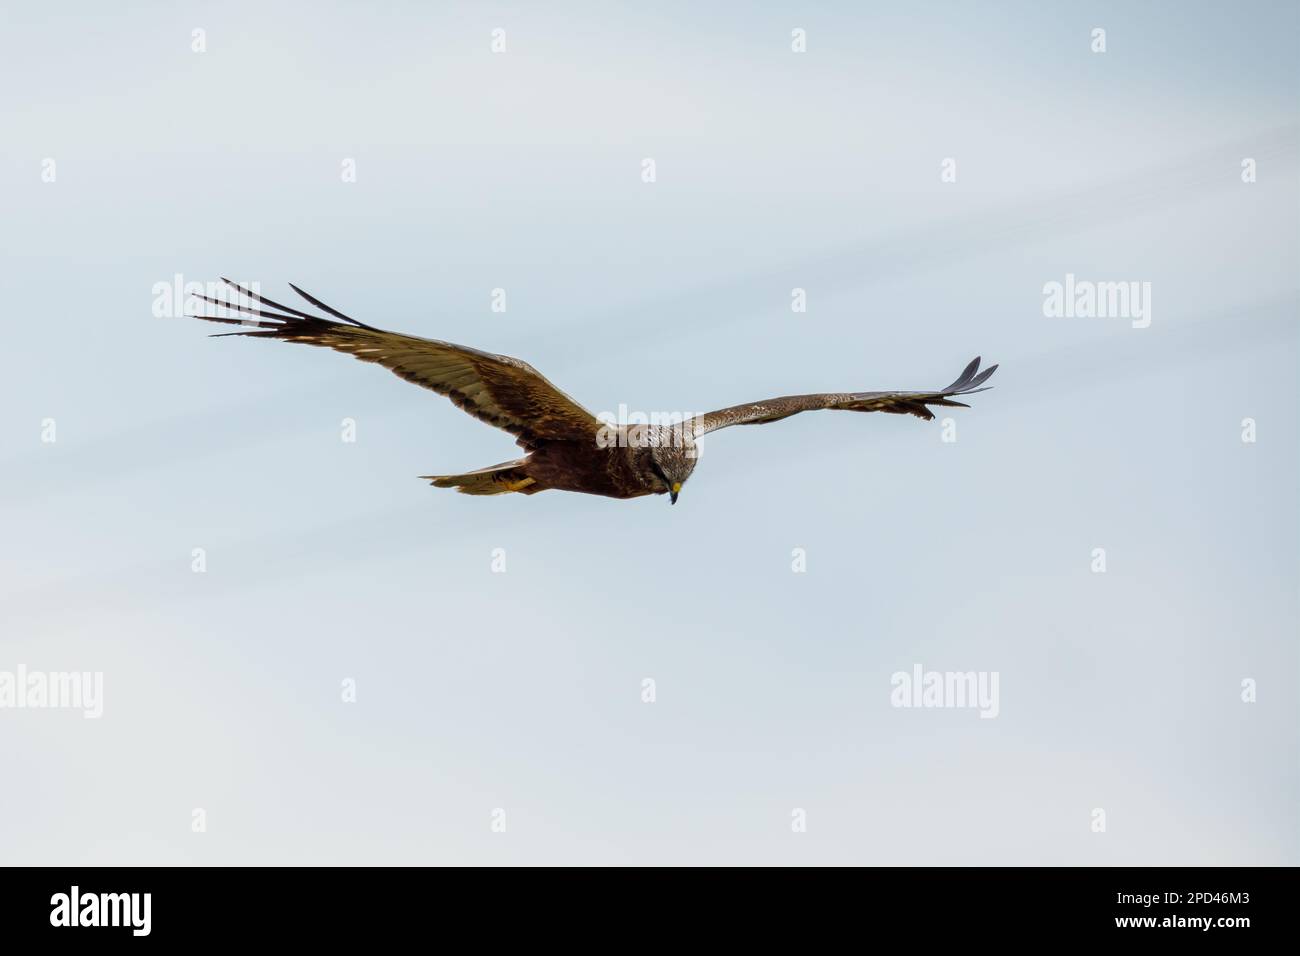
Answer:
[687,356,998,436]
[188,279,603,449]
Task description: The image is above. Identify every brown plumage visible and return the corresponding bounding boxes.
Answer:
[189,280,997,504]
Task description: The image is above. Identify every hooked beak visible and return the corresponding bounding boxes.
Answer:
[670,482,681,505]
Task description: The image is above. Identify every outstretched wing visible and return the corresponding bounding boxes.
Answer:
[189,279,603,449]
[687,356,997,437]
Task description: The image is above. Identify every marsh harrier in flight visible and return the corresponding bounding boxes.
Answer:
[191,280,997,504]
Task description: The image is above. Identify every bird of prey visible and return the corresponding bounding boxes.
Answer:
[190,280,997,504]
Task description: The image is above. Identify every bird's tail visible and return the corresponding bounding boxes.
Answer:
[420,460,539,495]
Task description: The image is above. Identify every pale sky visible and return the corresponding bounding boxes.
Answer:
[1,0,1296,865]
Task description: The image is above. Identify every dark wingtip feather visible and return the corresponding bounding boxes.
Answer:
[185,279,378,333]
[968,363,999,389]
[190,291,301,323]
[219,278,320,322]
[287,283,378,330]
[944,356,982,391]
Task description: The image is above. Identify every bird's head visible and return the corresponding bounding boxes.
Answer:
[647,435,699,505]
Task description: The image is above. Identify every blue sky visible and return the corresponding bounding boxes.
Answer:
[1,1,1296,864]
